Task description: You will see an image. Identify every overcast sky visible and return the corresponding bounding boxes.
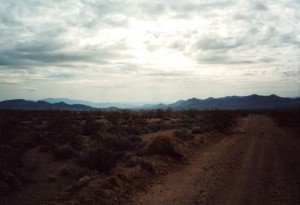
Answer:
[0,0,299,102]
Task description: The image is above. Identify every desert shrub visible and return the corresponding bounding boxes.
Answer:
[191,126,203,134]
[146,135,182,160]
[0,170,18,193]
[127,135,143,149]
[65,175,94,192]
[125,156,155,173]
[11,130,38,150]
[146,122,163,132]
[173,129,193,141]
[184,109,197,118]
[78,146,120,174]
[0,117,20,142]
[199,111,237,134]
[38,142,57,153]
[59,165,86,179]
[128,135,142,143]
[122,125,141,135]
[53,144,78,161]
[135,147,147,156]
[139,159,155,173]
[106,111,121,124]
[0,145,22,174]
[268,110,300,127]
[102,134,131,151]
[0,145,22,192]
[81,119,102,136]
[61,125,81,143]
[155,109,165,119]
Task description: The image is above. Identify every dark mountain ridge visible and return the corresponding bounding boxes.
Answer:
[41,98,154,109]
[164,94,300,110]
[0,94,299,110]
[0,99,95,111]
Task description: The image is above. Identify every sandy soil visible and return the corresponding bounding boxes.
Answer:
[133,115,300,205]
[0,148,75,205]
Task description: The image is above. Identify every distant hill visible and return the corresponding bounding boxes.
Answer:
[41,98,149,109]
[146,94,300,110]
[1,95,299,111]
[0,99,96,111]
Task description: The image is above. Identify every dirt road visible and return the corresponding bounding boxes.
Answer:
[134,115,300,205]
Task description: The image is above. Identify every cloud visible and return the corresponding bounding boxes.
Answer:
[251,1,268,11]
[22,87,37,92]
[0,0,299,100]
[197,54,256,65]
[282,70,300,77]
[0,80,22,85]
[195,36,243,51]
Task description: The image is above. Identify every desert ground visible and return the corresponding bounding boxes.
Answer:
[134,115,300,204]
[0,110,299,204]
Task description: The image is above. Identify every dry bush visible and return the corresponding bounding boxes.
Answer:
[173,129,193,141]
[38,143,56,153]
[53,144,79,161]
[65,175,94,192]
[268,110,300,128]
[59,164,86,179]
[125,156,155,173]
[191,126,203,134]
[0,145,22,192]
[102,134,131,151]
[78,146,120,174]
[81,119,102,136]
[146,135,182,160]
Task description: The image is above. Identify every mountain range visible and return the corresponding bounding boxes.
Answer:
[150,94,300,110]
[0,94,299,111]
[0,99,95,111]
[41,98,154,109]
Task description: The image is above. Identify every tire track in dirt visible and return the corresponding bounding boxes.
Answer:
[133,115,300,205]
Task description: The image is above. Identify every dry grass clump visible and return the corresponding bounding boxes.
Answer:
[146,135,182,160]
